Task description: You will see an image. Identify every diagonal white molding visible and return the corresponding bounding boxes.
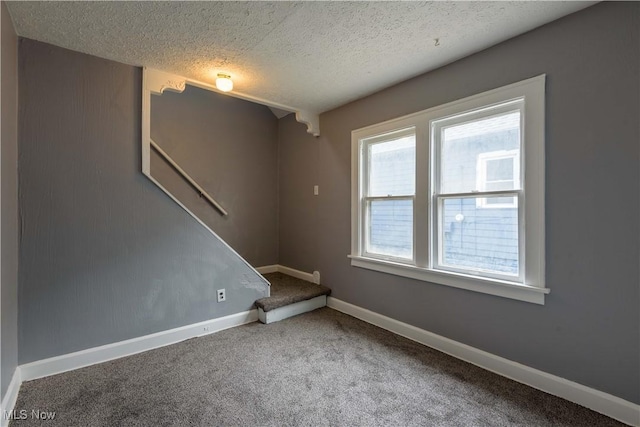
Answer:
[140,67,270,291]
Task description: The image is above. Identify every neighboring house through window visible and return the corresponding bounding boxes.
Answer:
[350,76,548,304]
[476,149,520,209]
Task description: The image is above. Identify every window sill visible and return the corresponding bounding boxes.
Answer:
[348,255,549,305]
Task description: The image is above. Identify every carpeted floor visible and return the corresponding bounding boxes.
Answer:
[11,308,622,426]
[255,273,331,312]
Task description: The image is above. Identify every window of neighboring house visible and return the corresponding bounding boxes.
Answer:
[350,75,548,304]
[476,149,520,209]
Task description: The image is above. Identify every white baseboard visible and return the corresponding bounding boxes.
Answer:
[327,297,640,427]
[255,264,319,284]
[255,265,278,274]
[258,295,327,324]
[20,309,258,382]
[278,265,316,283]
[1,367,22,427]
[17,263,319,384]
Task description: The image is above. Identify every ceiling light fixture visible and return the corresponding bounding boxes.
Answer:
[216,73,233,92]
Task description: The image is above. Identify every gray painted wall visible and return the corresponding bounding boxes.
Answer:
[278,114,319,274]
[18,39,268,364]
[278,2,639,403]
[1,1,19,398]
[150,86,278,267]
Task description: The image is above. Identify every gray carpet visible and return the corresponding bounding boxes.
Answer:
[11,308,621,426]
[255,272,331,312]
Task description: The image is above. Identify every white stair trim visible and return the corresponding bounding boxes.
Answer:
[255,264,320,284]
[20,309,258,382]
[258,295,327,324]
[327,297,639,427]
[255,265,278,274]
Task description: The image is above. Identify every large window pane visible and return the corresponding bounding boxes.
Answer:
[368,135,415,197]
[440,197,518,275]
[441,111,520,194]
[367,199,413,259]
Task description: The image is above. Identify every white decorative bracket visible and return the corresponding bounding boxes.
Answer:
[295,111,320,137]
[145,69,187,96]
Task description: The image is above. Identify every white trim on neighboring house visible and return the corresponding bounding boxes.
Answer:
[20,310,258,382]
[475,149,520,209]
[1,368,21,427]
[255,264,320,284]
[326,297,640,427]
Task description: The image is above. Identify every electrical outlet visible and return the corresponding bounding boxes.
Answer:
[217,288,226,303]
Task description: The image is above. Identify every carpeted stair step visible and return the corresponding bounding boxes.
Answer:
[256,272,331,324]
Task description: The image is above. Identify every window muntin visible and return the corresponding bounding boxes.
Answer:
[351,75,546,304]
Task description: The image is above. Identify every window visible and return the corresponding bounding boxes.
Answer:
[362,128,416,261]
[350,76,548,304]
[476,149,520,209]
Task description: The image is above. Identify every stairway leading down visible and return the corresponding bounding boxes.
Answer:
[256,273,331,324]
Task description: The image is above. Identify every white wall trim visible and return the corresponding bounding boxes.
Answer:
[255,265,278,274]
[255,264,320,284]
[1,368,21,427]
[20,310,258,383]
[17,263,320,385]
[277,265,316,284]
[143,173,269,296]
[327,297,640,427]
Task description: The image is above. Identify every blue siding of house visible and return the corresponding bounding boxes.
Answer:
[442,199,518,274]
[369,199,413,258]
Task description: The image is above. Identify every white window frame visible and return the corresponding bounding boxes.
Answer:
[432,102,524,284]
[360,127,416,263]
[476,149,520,209]
[350,75,548,305]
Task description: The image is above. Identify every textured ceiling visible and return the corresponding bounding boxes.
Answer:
[7,1,594,115]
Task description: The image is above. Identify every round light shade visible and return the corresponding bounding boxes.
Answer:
[216,74,233,92]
